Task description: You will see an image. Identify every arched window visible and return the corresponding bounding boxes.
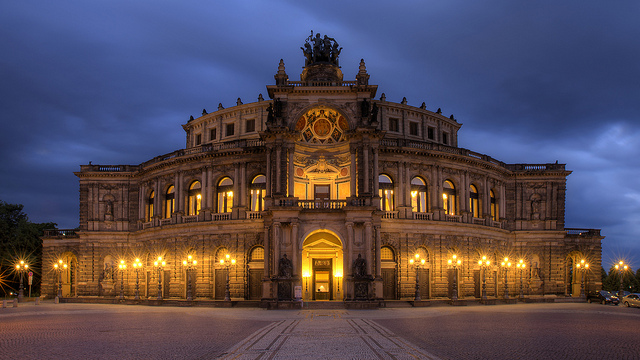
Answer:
[249,246,264,262]
[469,184,479,218]
[250,175,266,212]
[490,189,498,221]
[217,177,234,213]
[164,185,175,219]
[381,246,395,261]
[443,180,456,215]
[187,181,202,216]
[411,176,428,213]
[379,174,394,211]
[146,190,154,222]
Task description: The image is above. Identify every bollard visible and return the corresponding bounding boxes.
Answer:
[54,297,59,304]
[13,299,18,307]
[2,300,6,308]
[35,297,40,305]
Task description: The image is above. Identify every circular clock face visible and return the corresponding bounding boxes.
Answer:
[296,107,348,144]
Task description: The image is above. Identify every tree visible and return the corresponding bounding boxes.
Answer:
[603,265,638,294]
[0,200,56,296]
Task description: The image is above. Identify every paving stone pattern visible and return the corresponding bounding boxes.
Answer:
[1,302,639,359]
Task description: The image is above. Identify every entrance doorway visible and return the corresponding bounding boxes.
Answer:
[302,231,343,301]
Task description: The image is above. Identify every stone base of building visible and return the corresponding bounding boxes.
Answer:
[449,299,467,306]
[409,300,431,307]
[263,300,304,310]
[344,300,384,309]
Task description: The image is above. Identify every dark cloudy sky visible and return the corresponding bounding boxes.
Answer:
[2,1,638,269]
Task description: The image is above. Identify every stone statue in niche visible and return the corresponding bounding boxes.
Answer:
[353,254,366,279]
[530,193,542,220]
[278,254,293,278]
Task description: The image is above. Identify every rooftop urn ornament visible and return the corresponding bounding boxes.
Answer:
[218,103,224,110]
[237,98,243,106]
[202,109,207,115]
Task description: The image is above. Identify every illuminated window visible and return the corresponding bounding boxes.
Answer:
[411,176,427,213]
[379,174,394,211]
[443,180,456,215]
[164,185,175,219]
[381,246,395,261]
[217,177,234,213]
[187,181,202,216]
[250,175,266,212]
[145,190,154,222]
[490,190,498,221]
[470,184,479,218]
[250,246,264,262]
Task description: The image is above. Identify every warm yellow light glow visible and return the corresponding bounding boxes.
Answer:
[20,260,24,265]
[193,260,197,265]
[231,259,236,265]
[335,270,343,278]
[410,259,415,265]
[482,256,487,261]
[421,259,425,265]
[226,254,230,260]
[183,260,187,266]
[63,264,67,269]
[196,194,201,200]
[453,255,457,260]
[447,259,452,265]
[303,271,310,278]
[478,260,482,265]
[58,259,63,264]
[415,253,420,259]
[219,259,224,265]
[15,265,19,270]
[411,191,417,198]
[54,264,58,269]
[158,256,162,261]
[585,264,589,269]
[154,261,158,266]
[457,260,461,265]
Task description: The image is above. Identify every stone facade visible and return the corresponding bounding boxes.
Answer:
[42,35,603,303]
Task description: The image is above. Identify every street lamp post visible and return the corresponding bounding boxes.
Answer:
[576,259,589,298]
[183,255,197,301]
[15,260,29,302]
[154,256,166,300]
[410,253,426,301]
[53,260,67,300]
[303,271,310,301]
[501,257,512,299]
[118,260,127,300]
[220,254,236,301]
[614,260,628,299]
[516,259,526,301]
[335,270,343,300]
[447,255,461,301]
[132,258,143,300]
[478,256,491,302]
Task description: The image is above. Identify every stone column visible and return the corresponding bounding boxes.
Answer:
[350,148,357,198]
[363,145,370,193]
[374,225,381,278]
[264,225,271,277]
[373,147,379,196]
[276,146,282,195]
[138,183,145,220]
[266,147,272,197]
[365,223,372,275]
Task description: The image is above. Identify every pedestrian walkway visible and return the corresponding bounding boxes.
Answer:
[219,310,440,360]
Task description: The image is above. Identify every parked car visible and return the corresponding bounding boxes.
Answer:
[621,293,640,308]
[587,290,619,305]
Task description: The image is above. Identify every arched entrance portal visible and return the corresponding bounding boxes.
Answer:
[301,231,343,301]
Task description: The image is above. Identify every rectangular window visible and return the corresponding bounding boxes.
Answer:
[409,122,419,136]
[428,127,435,140]
[210,128,217,141]
[195,134,202,145]
[226,123,235,137]
[442,132,449,145]
[389,118,399,132]
[245,119,255,133]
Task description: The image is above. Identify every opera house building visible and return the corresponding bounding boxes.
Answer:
[42,34,603,307]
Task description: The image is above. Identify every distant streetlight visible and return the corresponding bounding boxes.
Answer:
[410,253,426,301]
[183,255,197,301]
[220,254,236,301]
[53,260,68,300]
[501,257,512,299]
[614,260,628,299]
[516,259,526,300]
[15,260,29,302]
[478,256,491,302]
[132,258,143,300]
[576,259,589,298]
[154,256,166,300]
[447,254,461,301]
[118,260,127,300]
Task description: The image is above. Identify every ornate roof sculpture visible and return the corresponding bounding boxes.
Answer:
[300,31,344,83]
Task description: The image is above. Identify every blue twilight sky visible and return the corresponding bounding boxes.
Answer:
[1,1,638,269]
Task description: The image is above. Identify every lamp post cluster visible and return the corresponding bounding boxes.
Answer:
[576,259,589,298]
[615,260,628,299]
[516,259,526,300]
[448,254,461,301]
[219,254,236,301]
[15,260,29,302]
[410,253,426,301]
[183,255,197,301]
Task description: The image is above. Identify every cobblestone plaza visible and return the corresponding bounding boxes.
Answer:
[1,302,638,359]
